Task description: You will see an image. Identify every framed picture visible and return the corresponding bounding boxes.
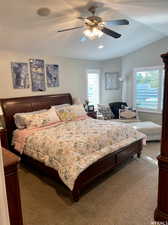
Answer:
[105,72,119,90]
[29,59,46,91]
[46,64,59,87]
[11,62,29,89]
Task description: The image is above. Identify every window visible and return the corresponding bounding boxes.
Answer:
[87,70,100,106]
[133,66,164,112]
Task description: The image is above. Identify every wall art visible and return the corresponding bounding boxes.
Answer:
[46,64,59,87]
[29,59,46,91]
[11,62,29,89]
[105,72,119,90]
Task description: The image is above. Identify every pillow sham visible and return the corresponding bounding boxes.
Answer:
[14,109,47,129]
[55,104,86,122]
[14,108,60,129]
[119,109,137,119]
[70,104,86,117]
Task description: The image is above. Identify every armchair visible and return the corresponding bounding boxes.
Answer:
[109,102,128,119]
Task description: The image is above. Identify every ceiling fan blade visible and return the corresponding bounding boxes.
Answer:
[57,26,83,32]
[77,16,86,20]
[105,19,129,26]
[101,27,121,38]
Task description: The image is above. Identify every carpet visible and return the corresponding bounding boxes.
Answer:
[19,142,160,225]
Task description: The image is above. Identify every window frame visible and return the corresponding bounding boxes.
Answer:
[86,69,100,107]
[133,66,164,113]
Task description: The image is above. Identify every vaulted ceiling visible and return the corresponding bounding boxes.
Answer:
[1,0,168,60]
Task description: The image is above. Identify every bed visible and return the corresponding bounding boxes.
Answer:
[0,93,145,201]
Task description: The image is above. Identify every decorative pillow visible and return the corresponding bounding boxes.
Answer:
[14,109,47,129]
[119,109,137,119]
[97,104,114,120]
[70,104,86,117]
[14,108,60,129]
[55,104,86,122]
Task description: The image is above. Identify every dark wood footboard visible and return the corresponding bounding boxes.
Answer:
[72,139,143,201]
[20,139,143,202]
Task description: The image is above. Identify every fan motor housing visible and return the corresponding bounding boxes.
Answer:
[87,16,102,25]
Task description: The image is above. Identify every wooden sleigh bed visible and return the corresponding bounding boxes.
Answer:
[0,93,143,201]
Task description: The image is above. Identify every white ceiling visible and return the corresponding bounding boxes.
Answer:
[1,0,168,60]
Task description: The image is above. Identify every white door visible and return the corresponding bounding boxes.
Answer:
[87,70,100,107]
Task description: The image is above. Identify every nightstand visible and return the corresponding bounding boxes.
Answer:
[0,127,8,148]
[87,111,97,119]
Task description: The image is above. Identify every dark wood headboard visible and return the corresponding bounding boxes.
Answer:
[0,93,73,147]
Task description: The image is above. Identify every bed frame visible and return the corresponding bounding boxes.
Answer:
[0,93,143,201]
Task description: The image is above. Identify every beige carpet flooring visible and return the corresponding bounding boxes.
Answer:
[19,142,160,225]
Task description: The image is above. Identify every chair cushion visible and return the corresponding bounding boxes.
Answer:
[119,109,137,119]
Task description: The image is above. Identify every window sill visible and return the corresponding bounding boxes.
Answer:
[137,109,162,114]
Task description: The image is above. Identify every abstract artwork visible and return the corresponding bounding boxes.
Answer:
[46,64,59,87]
[11,62,29,89]
[29,59,46,91]
[105,72,119,90]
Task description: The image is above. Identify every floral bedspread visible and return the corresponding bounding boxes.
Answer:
[13,118,146,190]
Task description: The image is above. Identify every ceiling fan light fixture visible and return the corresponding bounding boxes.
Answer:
[83,27,103,40]
[93,27,103,38]
[57,5,128,40]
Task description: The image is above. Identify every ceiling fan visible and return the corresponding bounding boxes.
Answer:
[57,6,129,40]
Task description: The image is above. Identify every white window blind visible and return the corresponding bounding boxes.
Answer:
[133,66,164,112]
